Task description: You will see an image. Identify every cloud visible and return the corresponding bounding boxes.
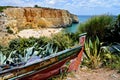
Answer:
[0,0,120,15]
[48,0,56,5]
[1,0,119,8]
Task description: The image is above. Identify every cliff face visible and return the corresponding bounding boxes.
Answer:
[3,8,79,32]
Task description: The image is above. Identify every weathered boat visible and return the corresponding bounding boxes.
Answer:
[0,33,86,80]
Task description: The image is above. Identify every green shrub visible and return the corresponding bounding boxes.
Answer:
[105,54,120,70]
[9,37,37,51]
[7,29,13,34]
[65,32,79,44]
[6,26,14,34]
[0,6,13,12]
[77,15,114,41]
[34,5,41,8]
[8,32,74,54]
[117,14,120,22]
[0,33,76,65]
[102,15,120,43]
[52,32,73,51]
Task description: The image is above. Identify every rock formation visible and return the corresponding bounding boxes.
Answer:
[3,7,79,32]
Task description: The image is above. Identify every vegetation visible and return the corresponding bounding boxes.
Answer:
[77,15,114,41]
[82,36,120,71]
[0,12,120,78]
[8,32,75,53]
[0,6,14,12]
[52,32,74,51]
[83,36,101,68]
[100,43,120,72]
[34,5,41,8]
[0,32,80,69]
[6,26,14,34]
[78,14,120,71]
[103,15,120,43]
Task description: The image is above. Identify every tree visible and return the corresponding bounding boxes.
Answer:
[34,5,41,8]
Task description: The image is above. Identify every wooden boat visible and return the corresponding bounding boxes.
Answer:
[0,33,86,80]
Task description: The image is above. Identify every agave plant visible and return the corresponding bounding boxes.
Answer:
[83,36,101,68]
[0,41,60,70]
[23,42,59,62]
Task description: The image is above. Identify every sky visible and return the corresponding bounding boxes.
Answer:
[0,0,120,15]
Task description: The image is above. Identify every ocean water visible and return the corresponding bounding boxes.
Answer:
[64,15,92,33]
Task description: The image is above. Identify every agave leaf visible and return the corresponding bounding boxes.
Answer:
[6,51,16,63]
[49,48,53,54]
[24,46,35,62]
[26,47,34,56]
[96,36,100,46]
[33,43,37,47]
[85,42,91,59]
[49,43,54,54]
[45,43,51,56]
[100,46,110,53]
[38,47,44,50]
[32,51,39,56]
[46,43,50,51]
[54,46,58,53]
[112,46,120,52]
[42,44,47,50]
[94,41,98,57]
[89,39,93,49]
[41,51,46,58]
[0,51,6,65]
[18,54,23,62]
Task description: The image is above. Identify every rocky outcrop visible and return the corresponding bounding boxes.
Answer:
[3,7,79,32]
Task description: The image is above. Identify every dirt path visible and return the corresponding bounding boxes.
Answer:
[50,68,120,80]
[65,68,120,80]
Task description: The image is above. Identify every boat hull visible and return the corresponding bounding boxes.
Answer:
[19,52,77,80]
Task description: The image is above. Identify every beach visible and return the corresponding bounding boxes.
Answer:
[17,28,62,38]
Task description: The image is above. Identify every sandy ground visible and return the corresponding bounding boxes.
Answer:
[17,28,62,38]
[65,68,120,80]
[50,68,120,80]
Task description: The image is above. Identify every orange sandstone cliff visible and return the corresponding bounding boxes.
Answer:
[3,7,79,32]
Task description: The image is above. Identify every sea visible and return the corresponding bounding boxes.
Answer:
[64,15,92,33]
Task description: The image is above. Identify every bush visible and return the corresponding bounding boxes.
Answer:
[102,15,120,43]
[65,32,79,44]
[117,14,120,22]
[8,32,74,54]
[6,26,14,34]
[51,32,73,51]
[7,29,14,34]
[34,5,41,8]
[77,15,114,41]
[0,6,13,12]
[103,52,120,70]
